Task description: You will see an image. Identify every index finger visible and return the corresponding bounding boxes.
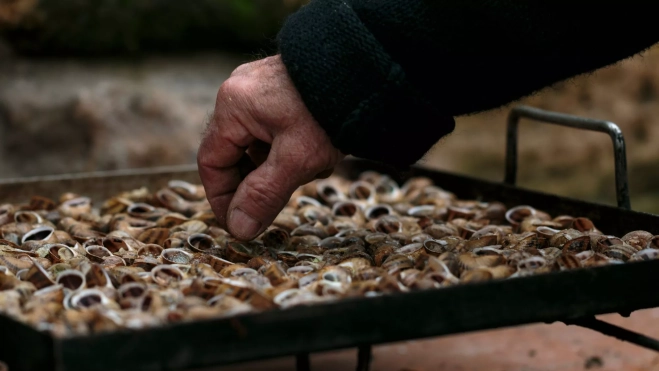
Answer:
[197,112,256,228]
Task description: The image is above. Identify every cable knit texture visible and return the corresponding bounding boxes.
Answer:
[278,0,658,167]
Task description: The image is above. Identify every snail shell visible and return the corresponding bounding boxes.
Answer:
[621,231,653,250]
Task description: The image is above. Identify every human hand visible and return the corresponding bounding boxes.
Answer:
[198,55,345,241]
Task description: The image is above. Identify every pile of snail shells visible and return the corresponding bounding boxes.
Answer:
[1,171,658,338]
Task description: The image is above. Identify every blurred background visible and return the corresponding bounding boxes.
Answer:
[2,0,659,217]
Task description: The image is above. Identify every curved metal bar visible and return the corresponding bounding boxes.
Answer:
[565,317,659,352]
[356,345,372,371]
[296,353,311,371]
[505,105,630,210]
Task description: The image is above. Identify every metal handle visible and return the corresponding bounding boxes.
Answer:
[504,105,631,210]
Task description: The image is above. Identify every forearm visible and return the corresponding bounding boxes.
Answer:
[278,0,658,165]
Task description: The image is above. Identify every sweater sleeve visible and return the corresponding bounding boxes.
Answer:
[277,0,659,167]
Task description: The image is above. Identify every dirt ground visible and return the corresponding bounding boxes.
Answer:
[213,308,659,371]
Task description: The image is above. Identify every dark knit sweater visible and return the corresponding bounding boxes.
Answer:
[277,0,658,167]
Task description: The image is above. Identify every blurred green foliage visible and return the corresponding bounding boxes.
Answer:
[1,0,308,56]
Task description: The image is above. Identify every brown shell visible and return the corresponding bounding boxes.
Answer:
[0,255,33,274]
[186,233,217,253]
[137,244,164,258]
[29,196,56,211]
[570,217,598,233]
[85,264,112,288]
[548,229,582,248]
[621,231,653,250]
[101,255,127,269]
[380,254,414,276]
[132,257,159,272]
[373,216,402,234]
[262,262,289,286]
[505,205,536,229]
[561,235,591,254]
[593,236,625,253]
[458,253,505,270]
[461,269,493,283]
[373,244,396,267]
[171,220,208,234]
[261,228,290,249]
[151,265,184,286]
[484,265,515,279]
[155,213,189,228]
[555,253,582,270]
[601,245,635,262]
[25,260,54,289]
[225,242,256,264]
[464,234,499,251]
[161,249,193,265]
[137,228,170,246]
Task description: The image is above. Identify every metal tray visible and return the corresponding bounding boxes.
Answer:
[1,106,659,371]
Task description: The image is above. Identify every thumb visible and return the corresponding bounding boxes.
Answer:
[225,136,329,240]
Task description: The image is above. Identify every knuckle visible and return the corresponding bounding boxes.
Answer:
[230,63,250,77]
[196,146,213,168]
[279,142,331,175]
[217,78,245,104]
[242,177,287,214]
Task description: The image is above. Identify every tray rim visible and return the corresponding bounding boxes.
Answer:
[2,158,659,370]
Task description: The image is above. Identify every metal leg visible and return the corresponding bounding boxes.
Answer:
[296,353,311,371]
[565,317,659,352]
[356,345,372,371]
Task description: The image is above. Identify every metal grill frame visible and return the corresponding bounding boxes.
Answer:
[1,106,658,371]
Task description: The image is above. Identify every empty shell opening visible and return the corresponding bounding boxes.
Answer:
[263,230,289,246]
[154,267,182,282]
[427,273,448,284]
[296,196,321,208]
[65,198,90,208]
[334,202,358,217]
[22,227,54,242]
[128,203,155,214]
[506,206,536,224]
[375,217,402,234]
[322,272,340,282]
[367,206,390,219]
[375,182,394,194]
[351,185,372,200]
[518,258,546,270]
[87,246,112,258]
[58,274,84,290]
[138,245,163,257]
[15,212,40,223]
[120,285,146,299]
[129,220,152,228]
[140,294,153,311]
[423,239,446,253]
[77,294,102,308]
[189,235,214,251]
[231,268,258,277]
[162,250,191,264]
[321,186,338,198]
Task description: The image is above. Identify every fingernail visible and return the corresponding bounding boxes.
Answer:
[229,208,262,239]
